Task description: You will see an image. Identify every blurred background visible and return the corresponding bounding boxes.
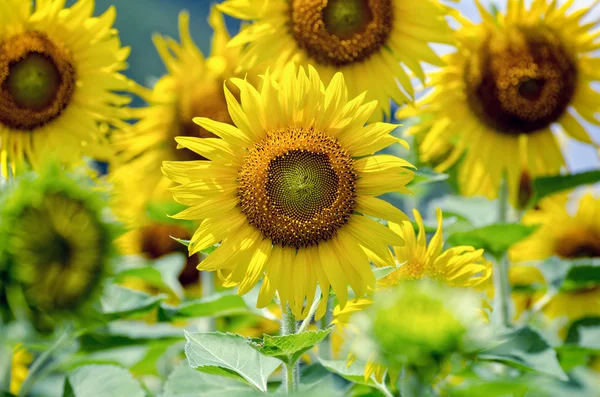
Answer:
[80,0,600,173]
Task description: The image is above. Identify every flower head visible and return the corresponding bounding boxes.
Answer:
[162,63,415,319]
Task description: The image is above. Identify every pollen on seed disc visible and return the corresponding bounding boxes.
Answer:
[290,0,393,66]
[238,126,357,248]
[465,26,577,135]
[0,32,76,130]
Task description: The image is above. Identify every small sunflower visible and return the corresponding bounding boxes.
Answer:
[0,164,114,324]
[162,63,415,319]
[111,9,241,225]
[0,0,133,176]
[400,0,600,204]
[384,208,492,288]
[510,193,600,322]
[9,344,33,395]
[218,0,455,120]
[333,208,491,381]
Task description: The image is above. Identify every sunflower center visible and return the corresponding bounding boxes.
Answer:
[139,223,199,286]
[0,32,76,130]
[556,228,600,259]
[290,0,393,66]
[465,26,577,135]
[10,194,106,312]
[176,82,233,161]
[238,126,357,248]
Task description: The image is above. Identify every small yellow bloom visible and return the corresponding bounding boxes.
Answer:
[10,345,32,395]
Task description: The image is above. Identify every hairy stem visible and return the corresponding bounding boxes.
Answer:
[281,303,299,394]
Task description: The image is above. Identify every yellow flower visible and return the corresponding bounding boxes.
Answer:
[385,208,492,288]
[111,9,242,226]
[399,0,599,205]
[218,0,455,120]
[10,345,32,395]
[511,193,600,323]
[0,0,133,176]
[162,63,415,319]
[333,208,491,381]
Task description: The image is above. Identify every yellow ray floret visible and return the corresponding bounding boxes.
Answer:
[218,0,455,121]
[399,0,600,205]
[162,63,415,319]
[0,0,134,176]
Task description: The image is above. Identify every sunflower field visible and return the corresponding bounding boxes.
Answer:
[2,0,600,396]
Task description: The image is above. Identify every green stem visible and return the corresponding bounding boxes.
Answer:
[496,176,512,328]
[374,377,394,397]
[18,328,72,397]
[281,303,299,394]
[400,367,434,397]
[319,296,333,360]
[201,271,216,331]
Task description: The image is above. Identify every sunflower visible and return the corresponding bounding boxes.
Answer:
[510,193,600,323]
[333,208,491,381]
[0,0,133,177]
[111,8,241,226]
[383,208,492,288]
[217,0,455,120]
[9,344,32,395]
[162,63,415,319]
[399,0,600,205]
[0,164,114,326]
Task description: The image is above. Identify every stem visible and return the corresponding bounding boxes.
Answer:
[374,377,394,397]
[281,303,299,394]
[18,328,72,397]
[400,367,434,397]
[201,271,216,331]
[319,296,333,360]
[496,176,513,328]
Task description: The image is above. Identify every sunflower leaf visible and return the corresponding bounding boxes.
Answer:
[447,224,537,259]
[408,168,449,186]
[184,331,280,392]
[62,365,144,397]
[527,170,600,209]
[537,257,600,292]
[159,292,250,321]
[318,359,376,387]
[478,327,567,381]
[159,363,261,397]
[100,284,165,320]
[248,328,332,364]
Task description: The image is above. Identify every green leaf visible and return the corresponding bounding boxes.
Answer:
[527,170,600,209]
[170,236,190,247]
[159,363,260,397]
[100,284,165,320]
[184,331,281,392]
[478,327,567,380]
[248,328,332,364]
[537,257,600,292]
[319,359,376,387]
[407,168,449,186]
[63,365,144,397]
[160,292,250,321]
[0,344,12,394]
[114,253,185,299]
[447,224,537,258]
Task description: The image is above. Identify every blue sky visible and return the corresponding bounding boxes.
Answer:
[90,0,600,172]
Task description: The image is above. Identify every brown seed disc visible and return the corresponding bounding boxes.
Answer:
[556,228,600,259]
[290,0,393,67]
[238,126,357,248]
[465,26,577,135]
[0,32,76,130]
